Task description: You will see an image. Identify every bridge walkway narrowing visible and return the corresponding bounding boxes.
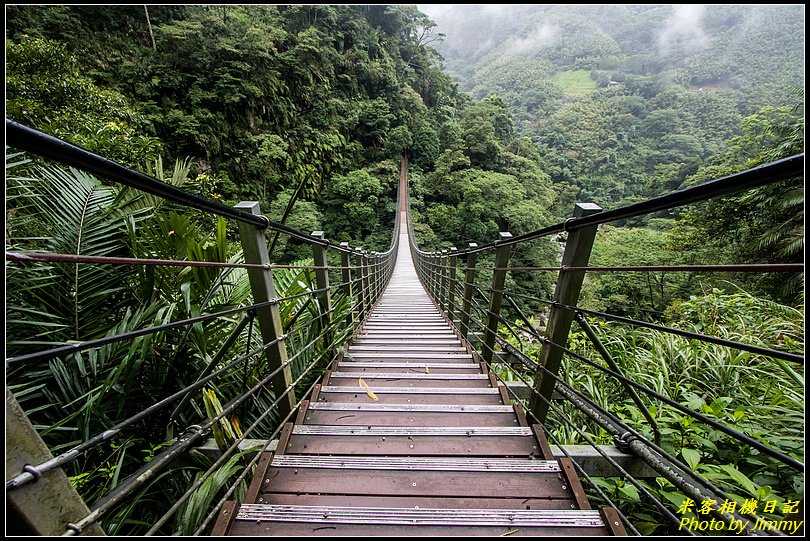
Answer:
[212,208,626,536]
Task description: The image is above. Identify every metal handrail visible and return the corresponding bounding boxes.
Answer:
[406,154,805,534]
[5,123,402,535]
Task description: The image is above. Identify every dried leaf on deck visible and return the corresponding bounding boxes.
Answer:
[358,377,378,401]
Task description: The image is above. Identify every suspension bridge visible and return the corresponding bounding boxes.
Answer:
[5,119,804,536]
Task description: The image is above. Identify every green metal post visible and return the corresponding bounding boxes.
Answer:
[530,203,602,423]
[339,242,354,328]
[440,249,449,313]
[311,231,333,359]
[483,232,512,363]
[447,247,458,322]
[235,201,295,417]
[459,243,479,340]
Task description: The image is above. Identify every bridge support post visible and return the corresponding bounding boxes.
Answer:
[357,250,371,320]
[235,201,295,418]
[483,232,512,363]
[459,243,478,340]
[446,247,458,322]
[373,252,382,303]
[311,231,333,360]
[440,249,449,313]
[530,203,602,423]
[339,243,354,328]
[6,389,105,535]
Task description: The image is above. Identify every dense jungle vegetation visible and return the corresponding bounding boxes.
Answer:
[5,4,804,535]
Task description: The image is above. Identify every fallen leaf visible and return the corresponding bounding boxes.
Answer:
[500,529,518,537]
[358,377,378,401]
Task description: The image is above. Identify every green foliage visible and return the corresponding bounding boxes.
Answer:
[6,36,162,167]
[429,4,803,208]
[551,70,598,97]
[669,98,804,301]
[4,158,346,534]
[321,169,383,243]
[581,225,690,318]
[556,289,804,533]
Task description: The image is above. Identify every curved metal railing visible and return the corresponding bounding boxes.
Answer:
[5,119,401,535]
[407,154,804,536]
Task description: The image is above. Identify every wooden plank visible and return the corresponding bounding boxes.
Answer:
[263,468,571,499]
[315,390,504,405]
[560,458,591,510]
[210,500,238,536]
[259,494,581,510]
[293,400,309,426]
[283,434,542,457]
[498,384,511,405]
[600,507,628,536]
[228,521,610,536]
[336,365,481,374]
[327,376,491,388]
[275,423,294,457]
[245,452,274,503]
[302,410,521,427]
[514,402,529,427]
[532,424,555,460]
[309,384,321,403]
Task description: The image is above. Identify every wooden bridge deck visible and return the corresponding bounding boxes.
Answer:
[212,221,626,536]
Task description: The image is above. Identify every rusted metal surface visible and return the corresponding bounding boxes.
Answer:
[222,216,621,536]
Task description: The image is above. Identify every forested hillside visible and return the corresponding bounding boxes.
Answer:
[422,3,804,305]
[7,5,461,252]
[424,4,804,205]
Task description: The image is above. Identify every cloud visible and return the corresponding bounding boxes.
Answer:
[503,22,560,56]
[656,5,709,56]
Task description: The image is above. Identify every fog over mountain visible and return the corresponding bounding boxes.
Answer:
[416,4,803,208]
[418,4,804,97]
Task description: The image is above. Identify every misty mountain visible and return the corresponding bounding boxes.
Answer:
[419,4,804,206]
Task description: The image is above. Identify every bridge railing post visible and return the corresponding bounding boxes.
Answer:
[235,201,295,417]
[374,252,383,302]
[339,242,354,328]
[447,247,458,322]
[440,249,449,313]
[358,250,371,320]
[367,251,376,305]
[530,203,602,423]
[6,389,105,535]
[353,249,365,320]
[433,253,442,302]
[459,243,478,340]
[483,232,512,364]
[423,253,431,298]
[311,231,333,359]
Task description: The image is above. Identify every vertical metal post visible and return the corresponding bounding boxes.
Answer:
[6,389,105,535]
[369,252,378,305]
[311,231,332,358]
[483,232,512,363]
[447,247,458,322]
[530,203,602,423]
[459,243,478,340]
[373,252,382,303]
[359,250,371,319]
[236,201,295,417]
[339,242,354,328]
[353,250,366,319]
[432,253,441,300]
[440,249,449,313]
